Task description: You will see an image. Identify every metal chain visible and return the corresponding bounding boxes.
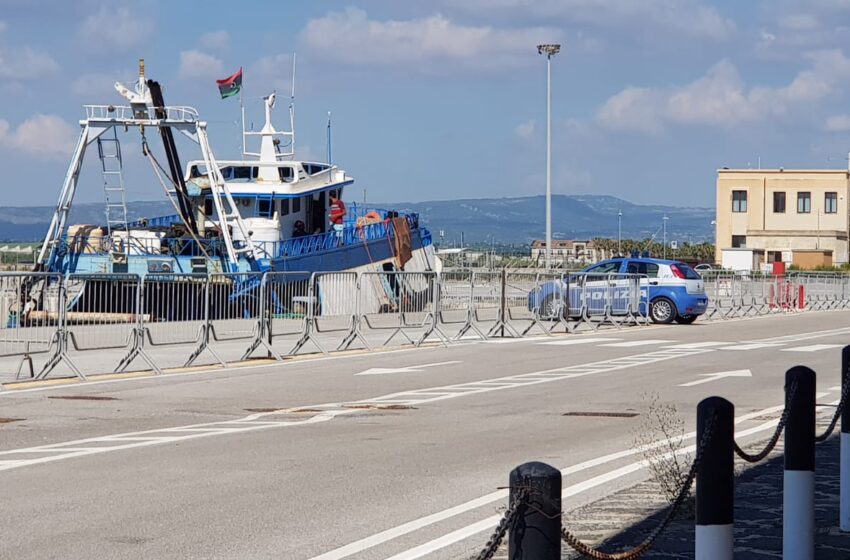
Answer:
[475,488,528,560]
[734,377,798,463]
[559,410,717,560]
[816,370,849,443]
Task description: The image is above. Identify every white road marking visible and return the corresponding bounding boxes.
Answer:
[0,348,712,473]
[748,326,850,344]
[679,369,753,387]
[538,337,620,346]
[600,339,669,348]
[781,344,843,353]
[663,342,728,349]
[368,396,841,560]
[719,343,784,351]
[354,361,461,376]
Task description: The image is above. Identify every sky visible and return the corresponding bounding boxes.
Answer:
[2,0,850,208]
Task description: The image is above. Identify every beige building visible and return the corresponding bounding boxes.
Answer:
[715,169,850,266]
[530,239,609,266]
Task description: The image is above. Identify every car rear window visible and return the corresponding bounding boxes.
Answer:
[675,263,702,280]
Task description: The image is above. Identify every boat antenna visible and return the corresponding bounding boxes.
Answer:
[240,76,246,157]
[326,111,332,171]
[289,52,296,157]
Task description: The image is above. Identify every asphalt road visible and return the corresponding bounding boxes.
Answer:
[1,311,848,559]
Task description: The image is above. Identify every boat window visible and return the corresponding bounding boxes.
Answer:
[281,198,290,216]
[190,165,207,178]
[278,166,294,182]
[204,198,213,216]
[303,163,329,175]
[220,167,234,180]
[293,197,301,213]
[233,167,253,180]
[258,198,272,217]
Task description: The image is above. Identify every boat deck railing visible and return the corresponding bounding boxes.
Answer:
[83,105,200,123]
[58,211,422,261]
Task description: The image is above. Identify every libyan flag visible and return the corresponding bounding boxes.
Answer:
[216,68,242,99]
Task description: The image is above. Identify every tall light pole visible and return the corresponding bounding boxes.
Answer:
[662,214,669,259]
[618,210,622,256]
[538,43,560,269]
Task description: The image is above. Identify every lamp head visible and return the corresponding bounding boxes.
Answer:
[537,44,561,56]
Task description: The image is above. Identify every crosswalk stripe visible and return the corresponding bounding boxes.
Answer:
[539,337,620,346]
[781,344,843,353]
[600,340,669,348]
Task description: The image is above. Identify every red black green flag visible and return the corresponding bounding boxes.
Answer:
[216,68,242,99]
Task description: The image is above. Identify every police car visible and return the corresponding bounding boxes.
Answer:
[530,257,708,324]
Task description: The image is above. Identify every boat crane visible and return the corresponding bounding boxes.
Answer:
[37,59,257,273]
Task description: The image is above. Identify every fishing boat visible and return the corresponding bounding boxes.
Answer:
[37,60,436,278]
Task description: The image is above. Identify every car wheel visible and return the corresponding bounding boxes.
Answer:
[650,297,676,324]
[539,295,561,320]
[675,314,698,325]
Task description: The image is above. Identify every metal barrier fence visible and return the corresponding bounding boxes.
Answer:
[2,270,850,384]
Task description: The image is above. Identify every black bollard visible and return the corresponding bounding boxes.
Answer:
[695,396,734,560]
[784,365,816,560]
[509,461,561,560]
[841,347,850,532]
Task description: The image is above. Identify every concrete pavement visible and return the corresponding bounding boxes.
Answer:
[1,311,849,559]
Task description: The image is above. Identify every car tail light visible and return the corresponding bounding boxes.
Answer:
[670,264,686,279]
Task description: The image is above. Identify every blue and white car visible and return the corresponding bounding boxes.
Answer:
[530,257,709,324]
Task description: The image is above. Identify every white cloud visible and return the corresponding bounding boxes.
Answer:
[251,53,294,92]
[78,6,153,51]
[779,14,820,31]
[179,50,224,80]
[825,114,850,131]
[199,30,230,50]
[597,50,850,133]
[444,0,735,41]
[300,8,562,72]
[515,119,536,139]
[0,45,58,80]
[71,72,119,98]
[0,114,77,159]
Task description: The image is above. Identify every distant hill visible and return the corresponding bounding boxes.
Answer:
[380,195,714,245]
[0,195,714,244]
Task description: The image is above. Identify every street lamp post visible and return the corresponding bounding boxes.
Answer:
[662,214,669,259]
[538,43,560,269]
[618,210,622,256]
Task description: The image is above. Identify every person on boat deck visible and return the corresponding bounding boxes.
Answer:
[292,220,308,238]
[329,193,347,236]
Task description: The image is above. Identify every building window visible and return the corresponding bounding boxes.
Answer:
[732,235,746,248]
[825,192,838,214]
[732,190,747,212]
[797,192,811,213]
[773,191,786,213]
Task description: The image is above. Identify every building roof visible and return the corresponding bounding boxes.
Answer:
[531,239,596,249]
[717,168,849,175]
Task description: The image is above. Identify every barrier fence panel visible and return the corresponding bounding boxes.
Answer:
[504,271,547,337]
[61,273,158,375]
[292,272,363,355]
[205,272,280,362]
[140,274,216,370]
[0,272,71,381]
[262,271,312,355]
[359,271,446,347]
[470,271,503,335]
[437,270,484,340]
[524,271,565,335]
[64,273,140,351]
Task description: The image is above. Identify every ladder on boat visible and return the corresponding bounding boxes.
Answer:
[97,128,129,236]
